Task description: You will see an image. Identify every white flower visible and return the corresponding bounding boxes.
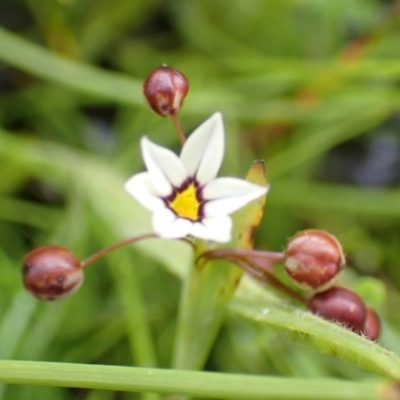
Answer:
[125,113,268,243]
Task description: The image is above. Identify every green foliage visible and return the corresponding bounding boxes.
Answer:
[1,0,400,399]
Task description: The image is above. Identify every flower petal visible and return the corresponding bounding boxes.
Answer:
[153,208,192,238]
[180,112,224,185]
[141,137,187,196]
[203,177,268,216]
[190,215,232,243]
[125,172,165,212]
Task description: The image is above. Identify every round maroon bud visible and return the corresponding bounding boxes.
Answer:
[308,287,367,334]
[143,65,189,116]
[284,230,345,291]
[363,308,381,341]
[22,245,83,301]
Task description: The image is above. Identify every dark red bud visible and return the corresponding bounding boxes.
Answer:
[22,245,83,301]
[143,65,189,116]
[363,308,381,341]
[284,230,345,291]
[308,287,367,334]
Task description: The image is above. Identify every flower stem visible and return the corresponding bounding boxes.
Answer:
[199,248,303,302]
[80,233,157,268]
[170,114,186,144]
[200,249,285,266]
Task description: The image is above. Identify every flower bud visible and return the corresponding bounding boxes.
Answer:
[22,245,83,301]
[143,65,189,116]
[284,230,345,291]
[308,287,366,334]
[363,308,381,341]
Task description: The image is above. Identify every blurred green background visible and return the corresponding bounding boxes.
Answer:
[1,0,400,399]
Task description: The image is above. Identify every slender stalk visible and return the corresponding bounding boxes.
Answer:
[80,233,157,268]
[199,248,303,302]
[234,258,304,302]
[199,248,285,266]
[224,255,303,303]
[170,114,186,144]
[0,360,390,400]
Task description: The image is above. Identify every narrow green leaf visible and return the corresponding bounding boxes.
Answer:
[231,277,400,380]
[89,244,161,400]
[0,27,142,105]
[0,291,37,399]
[267,107,389,180]
[0,360,389,400]
[271,180,400,219]
[105,249,159,368]
[0,197,61,229]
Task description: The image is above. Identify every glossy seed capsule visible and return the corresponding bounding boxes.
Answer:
[308,287,366,334]
[284,229,345,291]
[363,307,381,341]
[143,65,189,116]
[22,245,83,301]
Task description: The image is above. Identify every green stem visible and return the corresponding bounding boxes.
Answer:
[0,360,391,400]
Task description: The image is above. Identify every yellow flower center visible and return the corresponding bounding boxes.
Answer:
[168,183,201,221]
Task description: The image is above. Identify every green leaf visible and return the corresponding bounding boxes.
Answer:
[0,27,142,105]
[271,179,400,219]
[0,197,61,229]
[0,360,389,400]
[231,276,400,379]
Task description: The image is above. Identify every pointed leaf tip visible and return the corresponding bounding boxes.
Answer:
[246,160,267,187]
